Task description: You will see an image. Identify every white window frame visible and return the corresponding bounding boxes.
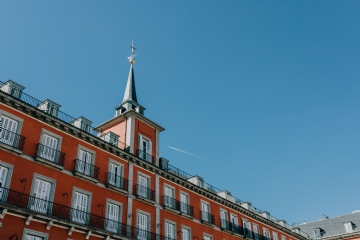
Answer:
[314,228,322,239]
[344,222,353,233]
[200,200,211,222]
[253,224,260,240]
[71,187,92,213]
[136,209,151,239]
[180,225,191,240]
[105,198,123,232]
[138,134,152,156]
[22,228,49,240]
[0,160,14,189]
[108,159,124,177]
[179,190,190,214]
[76,144,96,164]
[203,233,213,240]
[273,232,279,240]
[0,109,24,134]
[164,218,177,240]
[39,128,62,150]
[281,236,287,240]
[263,228,271,239]
[29,173,56,214]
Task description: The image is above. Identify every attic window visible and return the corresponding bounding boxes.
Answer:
[314,228,324,239]
[344,222,354,233]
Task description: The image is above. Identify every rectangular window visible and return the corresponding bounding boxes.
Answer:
[180,193,189,214]
[253,225,260,240]
[30,178,52,214]
[273,232,279,240]
[204,235,212,240]
[201,202,210,221]
[314,229,322,239]
[137,213,148,240]
[182,228,190,240]
[164,186,174,208]
[138,175,149,198]
[165,222,175,240]
[106,202,120,233]
[243,219,252,237]
[0,115,18,146]
[23,228,48,240]
[77,149,93,175]
[220,209,228,228]
[108,162,124,188]
[39,133,59,162]
[72,191,89,224]
[264,229,271,240]
[139,135,152,161]
[0,165,9,199]
[282,236,286,240]
[344,222,353,233]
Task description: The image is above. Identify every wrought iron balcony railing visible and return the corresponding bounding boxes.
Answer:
[200,211,215,225]
[35,143,65,166]
[0,128,26,151]
[135,184,155,202]
[162,195,180,211]
[220,219,243,235]
[136,149,156,165]
[74,159,99,180]
[106,172,128,192]
[180,202,194,217]
[0,187,165,239]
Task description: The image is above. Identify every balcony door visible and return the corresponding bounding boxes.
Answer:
[138,175,148,198]
[164,186,174,208]
[139,135,152,162]
[0,115,18,146]
[220,210,228,228]
[137,213,148,240]
[106,203,120,233]
[72,192,88,224]
[201,202,210,222]
[41,134,58,162]
[30,179,51,214]
[0,166,8,200]
[180,193,189,214]
[165,222,175,240]
[109,163,123,188]
[78,149,92,175]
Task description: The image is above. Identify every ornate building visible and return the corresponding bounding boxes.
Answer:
[0,44,308,240]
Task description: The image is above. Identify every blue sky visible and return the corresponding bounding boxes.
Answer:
[1,1,360,225]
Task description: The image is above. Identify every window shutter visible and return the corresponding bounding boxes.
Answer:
[0,166,8,188]
[139,135,143,151]
[221,210,227,220]
[148,140,152,156]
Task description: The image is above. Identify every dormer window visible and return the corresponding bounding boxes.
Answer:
[38,99,61,117]
[0,80,25,99]
[314,228,324,239]
[71,117,93,133]
[344,222,354,233]
[99,132,119,147]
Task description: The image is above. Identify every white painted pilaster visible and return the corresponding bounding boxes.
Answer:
[155,175,159,204]
[125,116,135,154]
[155,130,160,166]
[128,163,134,195]
[126,197,133,226]
[156,207,160,235]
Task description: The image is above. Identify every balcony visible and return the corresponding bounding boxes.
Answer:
[106,172,128,195]
[135,184,155,204]
[35,143,65,169]
[74,159,99,183]
[0,187,165,239]
[136,149,156,165]
[180,202,194,219]
[200,211,215,226]
[220,219,243,235]
[0,128,26,153]
[162,196,180,213]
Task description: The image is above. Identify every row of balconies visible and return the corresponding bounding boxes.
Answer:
[0,187,172,240]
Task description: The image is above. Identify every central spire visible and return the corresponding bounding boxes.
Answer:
[115,41,145,117]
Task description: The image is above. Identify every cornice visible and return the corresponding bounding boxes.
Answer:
[123,110,165,132]
[0,92,305,240]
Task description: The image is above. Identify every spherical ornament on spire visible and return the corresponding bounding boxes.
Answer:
[130,59,135,64]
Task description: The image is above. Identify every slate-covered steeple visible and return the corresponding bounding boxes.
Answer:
[115,41,145,117]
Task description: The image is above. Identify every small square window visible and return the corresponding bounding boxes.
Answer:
[22,229,48,240]
[344,222,354,233]
[314,228,324,239]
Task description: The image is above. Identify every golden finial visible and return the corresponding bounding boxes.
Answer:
[128,41,136,64]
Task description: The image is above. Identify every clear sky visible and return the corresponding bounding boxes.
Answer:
[1,1,360,225]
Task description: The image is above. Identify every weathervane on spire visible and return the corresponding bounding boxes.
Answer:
[128,41,136,64]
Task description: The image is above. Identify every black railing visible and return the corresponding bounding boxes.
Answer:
[244,228,254,238]
[200,211,215,225]
[106,173,128,192]
[0,128,26,151]
[0,81,131,152]
[0,187,165,239]
[135,184,155,201]
[136,149,156,165]
[180,202,194,217]
[74,159,100,180]
[159,159,193,180]
[36,143,65,166]
[220,219,243,234]
[162,196,180,211]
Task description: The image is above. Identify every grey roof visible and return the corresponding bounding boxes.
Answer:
[294,211,360,239]
[122,64,138,103]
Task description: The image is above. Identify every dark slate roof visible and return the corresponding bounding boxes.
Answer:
[294,211,360,239]
[122,65,138,103]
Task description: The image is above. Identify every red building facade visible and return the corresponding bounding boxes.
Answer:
[0,49,307,240]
